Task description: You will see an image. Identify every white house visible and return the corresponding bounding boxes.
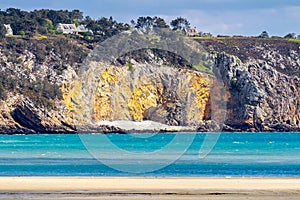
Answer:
[4,24,13,36]
[184,27,198,36]
[57,23,78,34]
[57,23,92,35]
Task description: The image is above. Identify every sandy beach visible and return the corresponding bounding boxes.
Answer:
[0,177,300,200]
[97,120,197,132]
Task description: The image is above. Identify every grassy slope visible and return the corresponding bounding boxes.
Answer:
[288,38,300,43]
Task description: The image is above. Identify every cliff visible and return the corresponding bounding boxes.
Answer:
[0,35,299,133]
[201,38,300,131]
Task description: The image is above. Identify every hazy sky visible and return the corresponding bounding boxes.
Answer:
[0,0,299,36]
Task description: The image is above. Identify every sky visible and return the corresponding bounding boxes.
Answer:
[0,0,300,36]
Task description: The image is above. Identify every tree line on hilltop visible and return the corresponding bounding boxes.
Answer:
[0,8,192,42]
[0,8,299,44]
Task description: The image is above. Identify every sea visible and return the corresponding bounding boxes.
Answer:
[0,132,300,177]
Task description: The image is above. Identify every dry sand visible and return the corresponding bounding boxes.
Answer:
[0,177,300,199]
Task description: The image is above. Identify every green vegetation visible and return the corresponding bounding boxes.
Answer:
[126,62,135,72]
[83,16,130,42]
[192,65,213,74]
[288,38,300,43]
[0,7,299,43]
[18,30,25,36]
[0,8,84,36]
[0,8,130,43]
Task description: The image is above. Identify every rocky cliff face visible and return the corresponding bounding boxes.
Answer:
[215,53,300,131]
[0,37,299,133]
[0,37,86,134]
[76,61,210,126]
[201,38,300,131]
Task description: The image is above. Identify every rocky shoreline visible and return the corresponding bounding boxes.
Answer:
[1,118,299,134]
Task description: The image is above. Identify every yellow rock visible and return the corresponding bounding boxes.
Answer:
[187,72,210,121]
[61,81,82,111]
[128,82,160,121]
[62,64,212,126]
[93,69,120,121]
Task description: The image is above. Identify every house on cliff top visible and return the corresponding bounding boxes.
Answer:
[57,23,77,34]
[57,23,92,35]
[4,24,13,36]
[184,27,198,36]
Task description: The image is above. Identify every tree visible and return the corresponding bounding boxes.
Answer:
[47,10,71,24]
[11,19,36,36]
[135,16,155,32]
[69,9,83,21]
[85,16,129,42]
[284,33,296,39]
[6,8,23,18]
[170,17,190,31]
[44,19,54,33]
[258,31,269,38]
[153,16,169,29]
[135,16,169,33]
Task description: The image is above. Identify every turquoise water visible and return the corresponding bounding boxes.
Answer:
[0,133,300,176]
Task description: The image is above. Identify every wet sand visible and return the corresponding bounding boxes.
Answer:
[0,177,300,200]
